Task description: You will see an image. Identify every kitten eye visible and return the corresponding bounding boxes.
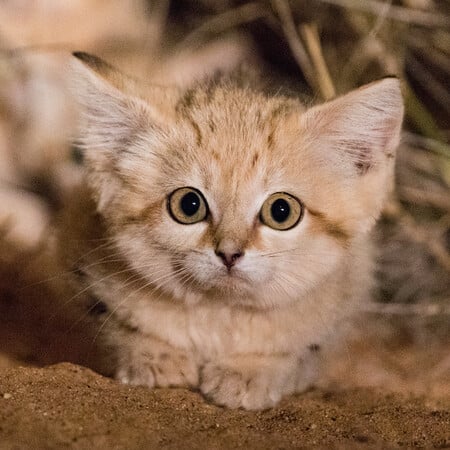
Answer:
[260,192,303,231]
[168,187,208,224]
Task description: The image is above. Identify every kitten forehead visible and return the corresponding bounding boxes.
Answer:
[171,84,301,190]
[177,82,300,137]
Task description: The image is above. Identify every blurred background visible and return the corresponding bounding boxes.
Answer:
[0,0,448,394]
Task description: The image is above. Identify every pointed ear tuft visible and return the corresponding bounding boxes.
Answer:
[379,74,399,80]
[72,52,115,77]
[72,51,101,65]
[71,51,138,95]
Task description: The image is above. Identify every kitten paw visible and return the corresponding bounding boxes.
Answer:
[116,343,198,389]
[200,360,295,410]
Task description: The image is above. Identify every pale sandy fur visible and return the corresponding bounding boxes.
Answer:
[60,54,404,410]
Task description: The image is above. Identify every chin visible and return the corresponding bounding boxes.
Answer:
[188,271,257,304]
[171,263,279,308]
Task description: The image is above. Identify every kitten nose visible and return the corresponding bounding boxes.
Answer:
[216,250,243,269]
[215,242,244,269]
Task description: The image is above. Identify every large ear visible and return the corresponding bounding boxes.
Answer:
[299,78,404,230]
[70,52,156,149]
[300,77,403,174]
[69,52,163,212]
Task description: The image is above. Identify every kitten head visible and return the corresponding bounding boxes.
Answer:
[70,52,403,309]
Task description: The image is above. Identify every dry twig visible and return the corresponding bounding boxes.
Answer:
[271,0,317,95]
[178,2,269,49]
[299,23,336,99]
[363,301,450,315]
[383,200,450,273]
[316,0,450,27]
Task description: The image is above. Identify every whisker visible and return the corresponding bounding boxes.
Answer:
[48,264,157,321]
[90,267,187,346]
[262,248,343,259]
[271,272,298,299]
[65,271,148,333]
[66,265,187,336]
[261,247,302,258]
[20,241,118,289]
[72,240,116,266]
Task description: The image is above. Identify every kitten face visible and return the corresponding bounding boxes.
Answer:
[71,53,403,309]
[95,92,345,308]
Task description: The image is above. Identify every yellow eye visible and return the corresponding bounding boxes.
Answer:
[260,192,303,230]
[168,187,208,224]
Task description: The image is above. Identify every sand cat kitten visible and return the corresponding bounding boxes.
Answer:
[63,52,403,410]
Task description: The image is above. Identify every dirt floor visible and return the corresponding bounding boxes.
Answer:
[0,362,448,450]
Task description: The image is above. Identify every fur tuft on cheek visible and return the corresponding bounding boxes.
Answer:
[256,224,347,308]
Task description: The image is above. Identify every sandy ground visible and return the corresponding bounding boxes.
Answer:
[0,362,448,449]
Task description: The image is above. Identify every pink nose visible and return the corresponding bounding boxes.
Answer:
[215,250,243,269]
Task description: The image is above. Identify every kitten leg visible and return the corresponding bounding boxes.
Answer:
[114,332,198,389]
[200,353,318,410]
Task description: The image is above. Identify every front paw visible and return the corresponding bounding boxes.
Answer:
[200,358,299,410]
[116,343,198,389]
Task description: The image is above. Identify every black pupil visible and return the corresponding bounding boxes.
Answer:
[271,198,290,223]
[180,192,201,216]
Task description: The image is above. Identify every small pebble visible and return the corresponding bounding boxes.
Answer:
[3,393,12,399]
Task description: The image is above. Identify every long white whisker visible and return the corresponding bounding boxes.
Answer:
[21,242,120,289]
[72,240,115,265]
[68,266,187,336]
[93,266,191,342]
[90,270,184,345]
[48,263,169,320]
[261,247,302,257]
[65,266,169,333]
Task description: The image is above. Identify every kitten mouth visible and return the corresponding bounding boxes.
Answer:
[214,268,251,290]
[219,265,247,279]
[197,269,250,293]
[172,256,253,296]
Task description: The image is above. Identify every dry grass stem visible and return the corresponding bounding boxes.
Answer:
[398,185,450,211]
[407,57,450,114]
[384,201,450,273]
[403,82,446,142]
[178,2,268,49]
[299,23,336,99]
[402,133,450,158]
[407,35,450,77]
[316,0,450,27]
[271,0,317,95]
[338,0,394,83]
[338,9,401,88]
[363,301,450,315]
